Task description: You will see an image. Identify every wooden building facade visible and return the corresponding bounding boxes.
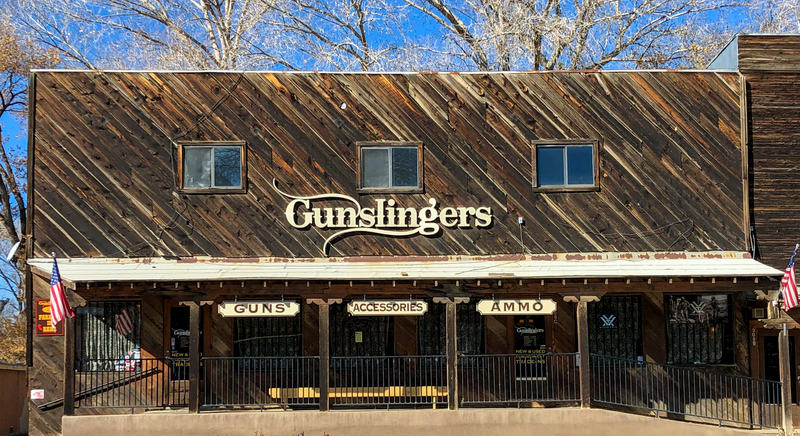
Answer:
[24,36,800,435]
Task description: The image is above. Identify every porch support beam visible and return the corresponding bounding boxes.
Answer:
[319,302,330,411]
[187,302,201,413]
[63,316,76,416]
[564,294,601,409]
[779,323,794,436]
[445,299,458,410]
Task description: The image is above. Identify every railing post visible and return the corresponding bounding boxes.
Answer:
[446,299,458,410]
[318,302,330,411]
[779,323,794,435]
[63,315,76,416]
[187,301,201,413]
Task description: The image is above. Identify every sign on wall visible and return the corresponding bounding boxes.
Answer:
[273,180,493,254]
[34,299,63,336]
[476,299,557,315]
[347,300,429,316]
[218,300,301,317]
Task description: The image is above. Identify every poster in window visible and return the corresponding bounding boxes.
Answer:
[514,315,547,380]
[668,294,728,324]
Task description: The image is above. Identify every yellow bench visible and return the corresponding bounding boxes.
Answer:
[268,386,448,399]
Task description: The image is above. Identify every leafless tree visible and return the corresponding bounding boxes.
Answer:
[404,0,742,70]
[10,0,285,70]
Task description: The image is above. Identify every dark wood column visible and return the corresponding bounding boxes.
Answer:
[187,302,201,413]
[779,324,794,436]
[446,299,457,410]
[318,301,330,412]
[63,316,76,416]
[564,294,601,409]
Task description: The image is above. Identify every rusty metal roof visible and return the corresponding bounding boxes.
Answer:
[27,252,782,284]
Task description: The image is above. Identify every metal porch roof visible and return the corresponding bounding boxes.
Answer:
[27,252,783,284]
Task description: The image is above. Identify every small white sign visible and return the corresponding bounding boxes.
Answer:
[476,299,557,315]
[218,301,300,317]
[347,300,428,316]
[31,389,44,400]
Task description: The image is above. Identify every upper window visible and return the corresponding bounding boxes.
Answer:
[357,141,423,192]
[178,142,245,192]
[533,140,598,191]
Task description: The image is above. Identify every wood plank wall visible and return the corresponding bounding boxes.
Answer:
[739,36,800,269]
[31,71,746,259]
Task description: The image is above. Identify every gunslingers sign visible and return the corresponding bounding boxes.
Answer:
[273,180,493,254]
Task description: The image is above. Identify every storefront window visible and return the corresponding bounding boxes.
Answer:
[330,303,393,357]
[75,301,141,372]
[234,316,302,357]
[666,294,733,364]
[417,301,484,355]
[588,296,643,361]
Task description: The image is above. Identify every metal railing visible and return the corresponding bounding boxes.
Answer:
[202,356,320,408]
[458,353,580,405]
[590,354,782,429]
[330,355,447,407]
[74,358,189,409]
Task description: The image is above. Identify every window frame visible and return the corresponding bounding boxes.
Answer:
[177,141,247,194]
[665,293,734,366]
[532,139,600,192]
[356,141,424,193]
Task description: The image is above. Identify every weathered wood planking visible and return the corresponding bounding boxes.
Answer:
[739,36,800,269]
[31,71,746,259]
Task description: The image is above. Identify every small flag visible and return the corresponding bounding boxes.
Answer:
[781,244,800,312]
[49,257,74,327]
[115,308,133,337]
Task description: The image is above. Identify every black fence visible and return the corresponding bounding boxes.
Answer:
[202,356,320,408]
[74,358,188,409]
[590,354,782,429]
[330,355,447,407]
[458,353,580,405]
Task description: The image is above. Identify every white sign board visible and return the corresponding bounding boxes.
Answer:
[31,389,44,400]
[347,300,428,316]
[476,299,557,315]
[218,300,300,317]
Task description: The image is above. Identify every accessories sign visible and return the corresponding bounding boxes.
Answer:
[347,300,429,316]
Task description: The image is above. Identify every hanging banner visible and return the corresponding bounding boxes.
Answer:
[347,300,428,316]
[476,299,557,315]
[217,300,300,317]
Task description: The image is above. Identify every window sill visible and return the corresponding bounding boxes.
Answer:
[179,187,247,194]
[357,187,424,194]
[532,186,600,193]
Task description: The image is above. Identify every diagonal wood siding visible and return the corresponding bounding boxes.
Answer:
[31,71,745,258]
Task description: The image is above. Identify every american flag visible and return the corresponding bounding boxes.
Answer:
[115,308,133,337]
[781,244,800,312]
[49,258,74,327]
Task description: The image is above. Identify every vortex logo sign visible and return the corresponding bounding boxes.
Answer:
[273,180,493,254]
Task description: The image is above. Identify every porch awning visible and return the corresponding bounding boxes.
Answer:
[27,251,783,284]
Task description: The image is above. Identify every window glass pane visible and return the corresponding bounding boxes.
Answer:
[537,147,565,186]
[566,145,594,185]
[362,148,390,188]
[214,147,242,187]
[666,294,732,364]
[391,147,418,187]
[75,301,141,371]
[184,147,211,188]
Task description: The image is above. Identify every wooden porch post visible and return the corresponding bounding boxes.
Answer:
[187,302,201,413]
[445,299,458,410]
[564,294,601,409]
[779,323,794,435]
[63,315,76,416]
[318,302,330,411]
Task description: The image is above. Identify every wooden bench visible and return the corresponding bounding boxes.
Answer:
[268,386,448,400]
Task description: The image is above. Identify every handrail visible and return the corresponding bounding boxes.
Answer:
[37,367,160,411]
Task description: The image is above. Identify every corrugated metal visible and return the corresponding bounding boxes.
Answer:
[27,252,782,283]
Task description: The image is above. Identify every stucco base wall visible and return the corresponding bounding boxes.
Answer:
[62,408,779,436]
